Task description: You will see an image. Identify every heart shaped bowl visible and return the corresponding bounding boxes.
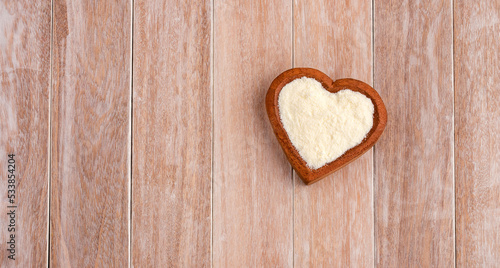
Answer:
[266,68,387,185]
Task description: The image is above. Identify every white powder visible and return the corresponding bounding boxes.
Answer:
[278,77,374,169]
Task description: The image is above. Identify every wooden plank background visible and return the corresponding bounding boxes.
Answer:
[132,0,212,266]
[374,0,455,267]
[455,0,500,267]
[0,1,50,266]
[0,0,499,267]
[50,1,130,267]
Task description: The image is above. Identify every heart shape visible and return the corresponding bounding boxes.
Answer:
[266,68,387,185]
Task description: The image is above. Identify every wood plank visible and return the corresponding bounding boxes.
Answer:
[131,0,211,266]
[0,1,50,266]
[455,1,500,266]
[50,1,130,266]
[213,0,293,266]
[374,0,454,266]
[293,0,374,266]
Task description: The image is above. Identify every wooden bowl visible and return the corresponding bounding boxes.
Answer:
[265,68,387,185]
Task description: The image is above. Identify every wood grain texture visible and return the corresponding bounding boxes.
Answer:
[266,68,387,184]
[374,0,454,266]
[455,1,500,266]
[132,0,211,267]
[293,0,374,266]
[213,0,293,266]
[0,1,50,266]
[50,1,130,266]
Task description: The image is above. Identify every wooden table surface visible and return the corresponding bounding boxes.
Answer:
[0,0,499,267]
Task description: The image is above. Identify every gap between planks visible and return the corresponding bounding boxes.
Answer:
[128,0,134,267]
[47,0,54,267]
[451,0,456,267]
[211,0,215,267]
[371,0,376,266]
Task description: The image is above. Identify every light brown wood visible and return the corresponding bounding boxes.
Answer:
[374,0,454,266]
[1,0,497,265]
[132,0,212,267]
[266,68,387,185]
[293,0,374,266]
[213,0,293,266]
[455,1,500,266]
[50,1,130,266]
[0,1,50,266]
